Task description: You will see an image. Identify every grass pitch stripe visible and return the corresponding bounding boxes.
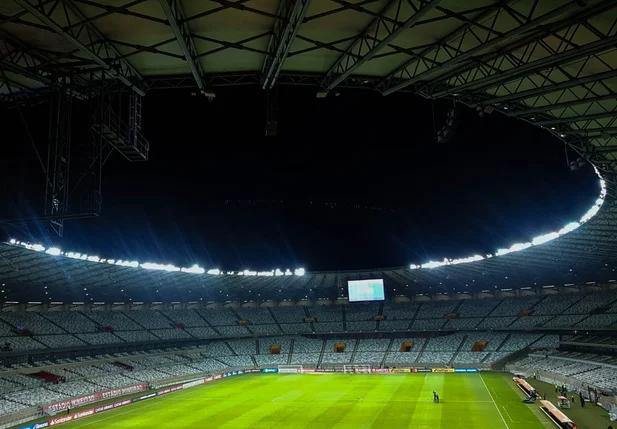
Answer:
[479,373,510,429]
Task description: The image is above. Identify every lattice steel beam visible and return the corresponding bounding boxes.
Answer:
[481,69,617,105]
[321,0,444,92]
[381,0,584,96]
[158,0,208,94]
[534,111,617,126]
[431,33,617,98]
[262,0,312,89]
[12,0,146,96]
[507,93,617,116]
[422,0,617,99]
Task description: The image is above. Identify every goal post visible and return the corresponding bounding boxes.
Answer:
[343,365,371,374]
[278,365,304,374]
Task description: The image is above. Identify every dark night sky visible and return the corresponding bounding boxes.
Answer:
[0,86,600,272]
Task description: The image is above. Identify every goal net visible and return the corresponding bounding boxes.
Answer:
[278,365,304,374]
[343,365,371,374]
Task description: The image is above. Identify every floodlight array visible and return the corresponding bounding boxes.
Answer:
[7,239,305,278]
[5,172,607,277]
[410,172,606,271]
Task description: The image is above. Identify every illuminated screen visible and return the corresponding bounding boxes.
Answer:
[348,279,385,302]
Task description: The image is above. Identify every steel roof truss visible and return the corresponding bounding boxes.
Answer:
[158,0,208,94]
[12,0,146,95]
[321,0,444,92]
[262,0,312,89]
[381,0,585,96]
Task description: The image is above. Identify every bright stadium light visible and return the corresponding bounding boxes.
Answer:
[410,169,606,270]
[207,269,220,275]
[182,265,205,274]
[46,247,62,256]
[531,232,559,246]
[9,239,16,244]
[294,268,305,276]
[559,222,580,235]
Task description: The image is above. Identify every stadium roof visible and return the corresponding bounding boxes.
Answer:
[1,0,616,177]
[2,0,617,302]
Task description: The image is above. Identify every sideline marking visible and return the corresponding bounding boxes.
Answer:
[479,373,511,429]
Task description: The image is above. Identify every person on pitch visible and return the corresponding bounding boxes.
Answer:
[433,391,439,403]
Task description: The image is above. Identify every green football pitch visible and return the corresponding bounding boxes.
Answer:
[49,372,553,429]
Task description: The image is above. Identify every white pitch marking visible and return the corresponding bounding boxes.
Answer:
[479,373,511,429]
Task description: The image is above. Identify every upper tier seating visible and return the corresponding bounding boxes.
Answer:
[185,327,220,338]
[87,312,142,331]
[307,306,343,322]
[269,307,306,324]
[249,325,283,335]
[378,320,410,331]
[197,309,238,326]
[34,335,87,349]
[41,312,98,333]
[235,308,275,325]
[216,326,251,337]
[280,323,312,334]
[533,294,583,315]
[75,332,122,345]
[416,301,457,319]
[490,296,541,317]
[124,311,171,329]
[0,312,66,335]
[457,299,500,318]
[162,310,208,327]
[382,303,419,320]
[346,321,377,332]
[345,303,380,321]
[564,291,617,314]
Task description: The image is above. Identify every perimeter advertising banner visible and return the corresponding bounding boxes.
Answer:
[432,368,455,373]
[261,368,278,373]
[42,384,147,413]
[415,369,432,373]
[389,368,411,373]
[372,369,389,373]
[454,368,478,373]
[16,423,49,429]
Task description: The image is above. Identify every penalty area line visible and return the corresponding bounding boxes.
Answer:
[479,373,510,429]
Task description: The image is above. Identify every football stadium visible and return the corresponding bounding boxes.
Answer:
[2,0,617,428]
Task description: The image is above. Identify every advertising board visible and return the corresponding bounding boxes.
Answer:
[431,368,455,373]
[389,368,411,373]
[454,368,478,373]
[43,384,147,413]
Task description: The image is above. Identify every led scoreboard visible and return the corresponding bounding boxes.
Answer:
[348,279,385,302]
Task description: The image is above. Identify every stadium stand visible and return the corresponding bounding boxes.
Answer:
[382,303,419,320]
[269,307,306,324]
[307,306,342,322]
[0,312,66,335]
[490,296,541,317]
[162,310,209,327]
[197,309,238,326]
[345,303,380,320]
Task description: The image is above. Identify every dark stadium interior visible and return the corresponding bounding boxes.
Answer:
[0,87,600,272]
[1,0,617,428]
